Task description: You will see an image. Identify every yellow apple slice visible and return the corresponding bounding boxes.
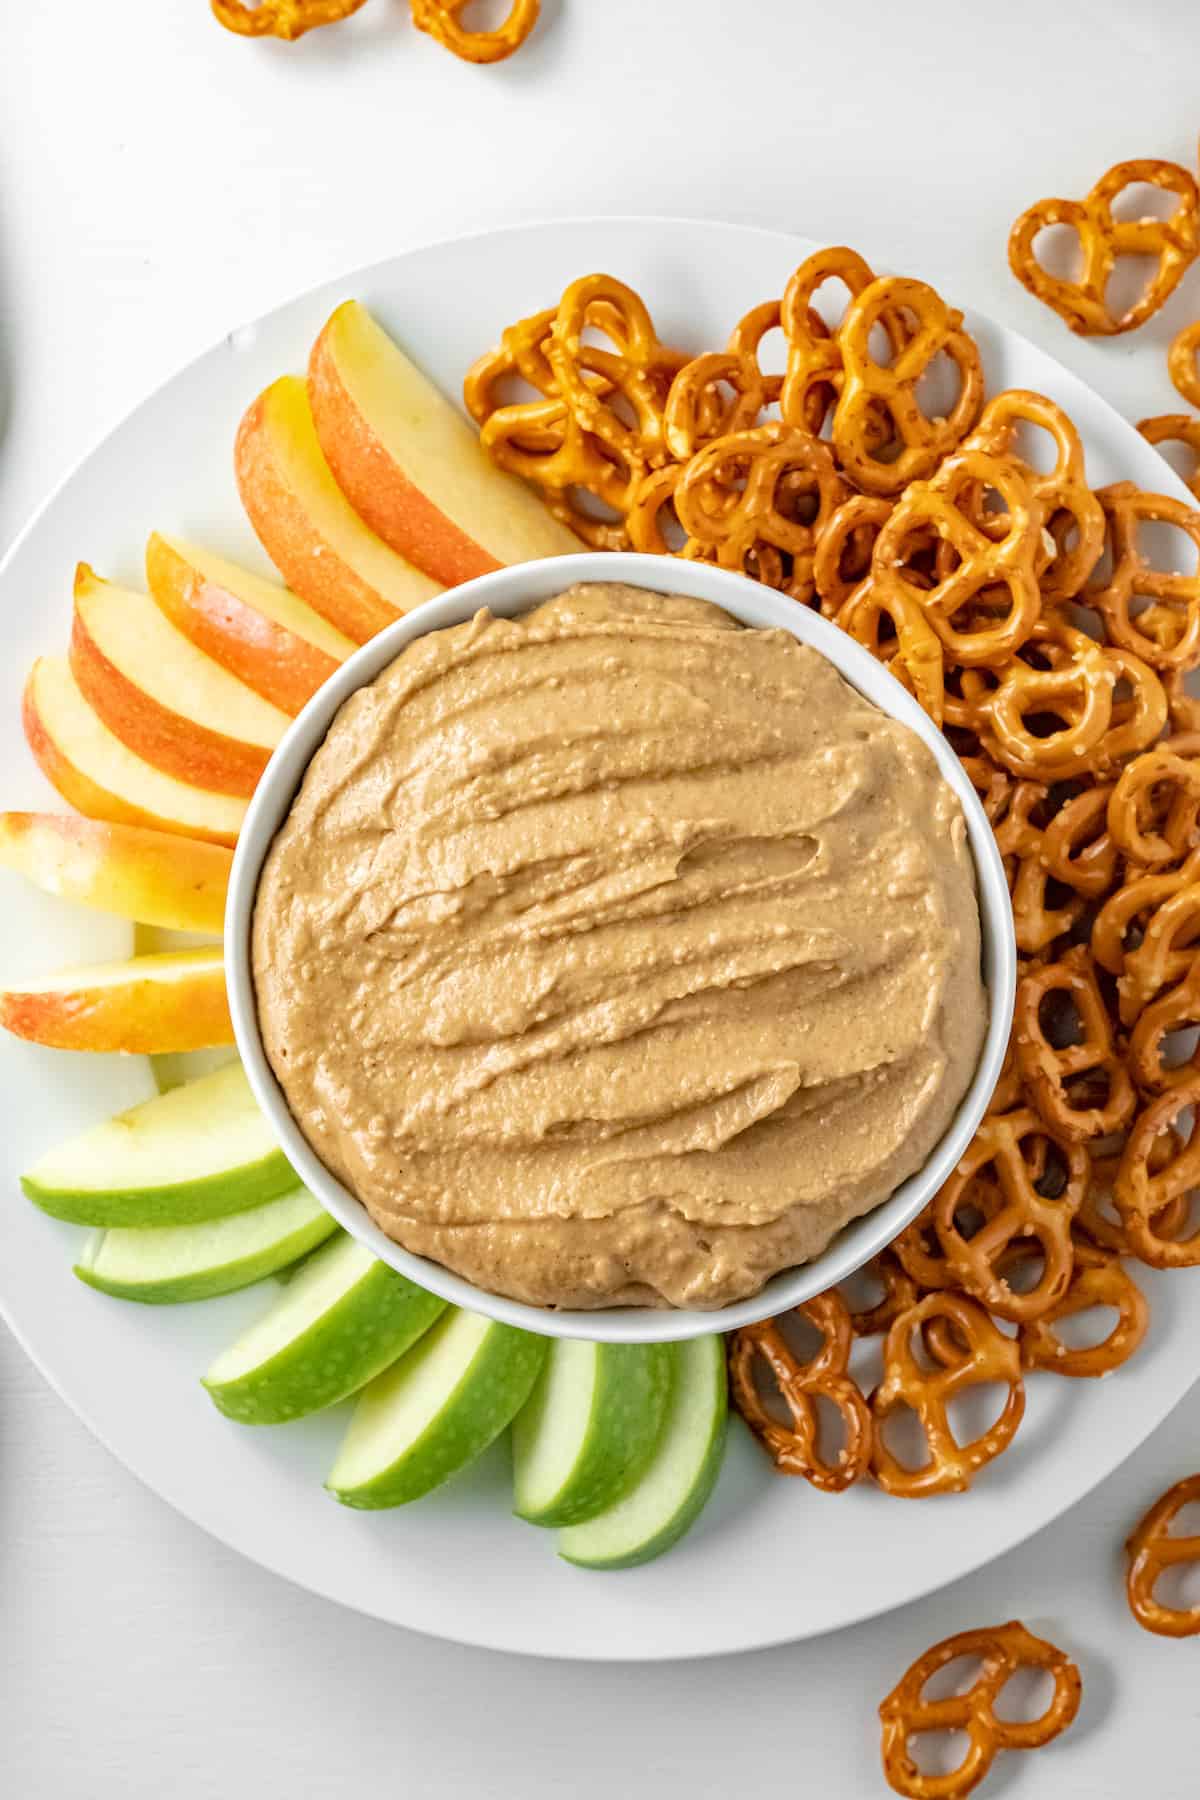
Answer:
[145,533,355,716]
[23,657,247,847]
[235,375,443,644]
[0,812,231,932]
[0,948,232,1052]
[308,299,580,585]
[70,565,290,797]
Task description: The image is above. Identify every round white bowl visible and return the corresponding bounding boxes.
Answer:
[226,551,1016,1343]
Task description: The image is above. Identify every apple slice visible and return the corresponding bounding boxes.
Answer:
[71,565,290,797]
[145,532,355,715]
[0,948,232,1053]
[558,1335,728,1571]
[74,1187,336,1304]
[21,1061,293,1227]
[512,1340,673,1528]
[327,1309,548,1509]
[24,656,247,846]
[236,375,443,644]
[203,1233,446,1425]
[0,812,231,932]
[308,299,579,585]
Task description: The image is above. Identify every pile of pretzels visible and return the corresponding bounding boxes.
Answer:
[468,247,1200,1502]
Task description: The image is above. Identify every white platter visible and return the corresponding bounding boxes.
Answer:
[0,217,1196,1662]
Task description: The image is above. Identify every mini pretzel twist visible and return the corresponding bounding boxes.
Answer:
[779,246,900,435]
[1014,946,1137,1142]
[1117,879,1200,1025]
[1169,319,1200,408]
[1126,1475,1200,1637]
[870,449,1043,665]
[409,0,540,62]
[870,1293,1026,1496]
[1114,1077,1200,1266]
[813,493,893,617]
[979,622,1116,779]
[1107,746,1200,867]
[879,1621,1082,1799]
[212,0,367,35]
[728,1292,873,1492]
[725,300,784,404]
[1039,784,1118,897]
[1076,1139,1191,1255]
[1129,960,1200,1092]
[1019,1239,1149,1377]
[844,1251,921,1337]
[673,423,845,598]
[547,274,685,473]
[929,1108,1088,1320]
[835,580,946,725]
[963,389,1105,600]
[663,352,767,462]
[1087,483,1200,672]
[1009,158,1200,335]
[834,276,984,496]
[992,781,1087,953]
[1091,846,1200,976]
[1139,413,1200,502]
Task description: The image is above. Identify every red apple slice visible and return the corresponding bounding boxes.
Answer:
[0,948,232,1052]
[235,375,442,644]
[308,299,580,585]
[0,813,231,933]
[71,565,290,796]
[145,533,354,716]
[23,657,246,847]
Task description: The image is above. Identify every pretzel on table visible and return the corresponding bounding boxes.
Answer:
[410,0,540,62]
[1009,158,1200,335]
[879,1621,1081,1799]
[1126,1475,1200,1637]
[1169,319,1200,409]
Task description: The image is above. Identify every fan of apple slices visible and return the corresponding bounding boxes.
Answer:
[1,301,726,1567]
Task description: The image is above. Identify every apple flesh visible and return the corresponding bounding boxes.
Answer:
[327,1309,548,1509]
[308,299,579,585]
[24,656,247,847]
[21,1061,294,1227]
[74,1186,337,1304]
[0,947,233,1053]
[512,1339,673,1528]
[235,374,443,644]
[71,565,289,797]
[203,1233,447,1425]
[0,811,231,932]
[558,1334,728,1571]
[145,533,355,716]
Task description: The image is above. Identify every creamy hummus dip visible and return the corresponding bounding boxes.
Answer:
[254,583,987,1310]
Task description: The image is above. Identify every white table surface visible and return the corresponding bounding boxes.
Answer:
[3,2,1200,1793]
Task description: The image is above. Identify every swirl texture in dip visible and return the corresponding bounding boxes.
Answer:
[253,583,987,1309]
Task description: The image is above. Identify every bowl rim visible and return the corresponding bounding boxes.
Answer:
[226,550,1016,1343]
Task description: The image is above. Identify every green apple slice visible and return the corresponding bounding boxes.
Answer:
[327,1309,548,1510]
[22,1061,294,1227]
[557,1334,728,1571]
[512,1339,673,1528]
[203,1234,447,1424]
[74,1187,336,1304]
